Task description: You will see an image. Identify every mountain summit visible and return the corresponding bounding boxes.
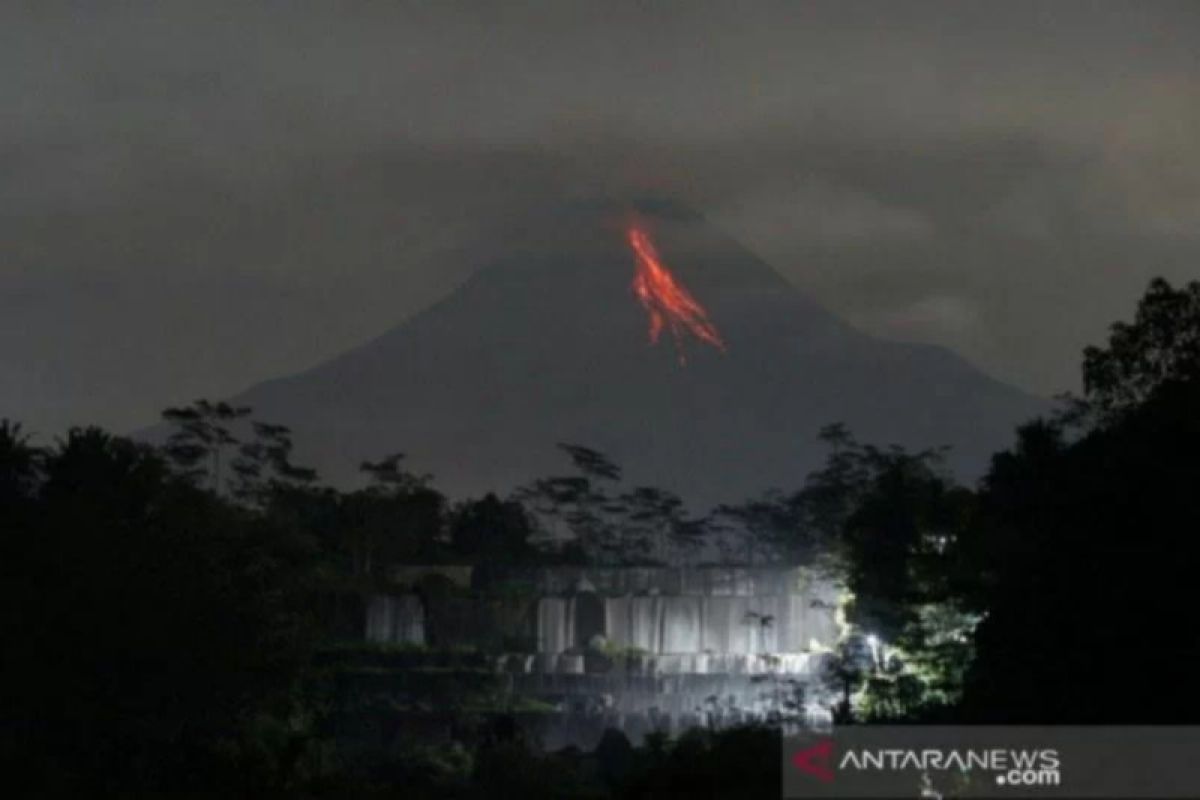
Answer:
[227,199,1044,503]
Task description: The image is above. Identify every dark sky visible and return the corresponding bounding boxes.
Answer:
[5,2,1200,437]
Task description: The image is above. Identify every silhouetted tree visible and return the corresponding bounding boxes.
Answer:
[557,442,622,482]
[619,485,686,563]
[1,426,320,792]
[359,452,433,493]
[1077,276,1200,423]
[231,421,318,503]
[783,426,976,717]
[0,419,40,525]
[714,491,797,566]
[517,443,627,563]
[161,399,251,494]
[963,276,1200,722]
[449,492,537,562]
[339,453,446,576]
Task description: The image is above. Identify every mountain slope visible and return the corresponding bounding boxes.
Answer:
[227,199,1046,503]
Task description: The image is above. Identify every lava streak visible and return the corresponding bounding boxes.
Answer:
[627,224,726,360]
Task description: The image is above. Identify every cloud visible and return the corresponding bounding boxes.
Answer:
[2,2,1200,433]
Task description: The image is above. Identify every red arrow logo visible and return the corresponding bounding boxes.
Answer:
[791,739,836,783]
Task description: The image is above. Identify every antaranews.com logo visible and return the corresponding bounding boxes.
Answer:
[791,737,1060,790]
[783,726,1200,798]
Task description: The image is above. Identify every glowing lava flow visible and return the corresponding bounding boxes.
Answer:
[628,224,726,361]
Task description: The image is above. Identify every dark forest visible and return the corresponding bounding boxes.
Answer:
[3,277,1197,796]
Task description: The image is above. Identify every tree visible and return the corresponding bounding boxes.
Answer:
[449,493,537,562]
[161,399,251,494]
[962,277,1200,722]
[792,423,873,545]
[819,636,872,723]
[668,514,713,567]
[340,453,446,576]
[1,425,320,792]
[787,426,975,718]
[557,443,622,482]
[713,492,796,566]
[516,443,627,563]
[618,485,689,564]
[838,445,959,641]
[0,419,41,522]
[359,452,433,493]
[231,421,319,507]
[1077,276,1200,423]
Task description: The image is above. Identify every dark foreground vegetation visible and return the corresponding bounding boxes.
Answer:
[1,278,1198,796]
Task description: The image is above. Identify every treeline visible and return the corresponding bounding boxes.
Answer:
[808,278,1200,725]
[1,277,1198,794]
[139,401,859,573]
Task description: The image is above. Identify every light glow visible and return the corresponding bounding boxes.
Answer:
[627,223,726,362]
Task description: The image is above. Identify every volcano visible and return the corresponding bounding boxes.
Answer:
[223,199,1045,503]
